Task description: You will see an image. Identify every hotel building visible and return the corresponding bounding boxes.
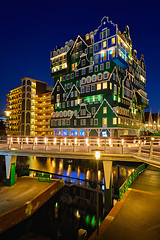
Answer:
[50,17,149,137]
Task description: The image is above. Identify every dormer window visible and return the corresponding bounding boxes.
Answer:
[86,34,89,40]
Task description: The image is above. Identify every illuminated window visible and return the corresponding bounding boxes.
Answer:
[110,83,112,90]
[103,82,107,89]
[103,118,107,126]
[103,107,107,114]
[103,41,106,48]
[112,37,115,45]
[113,118,117,125]
[86,34,89,40]
[97,83,101,90]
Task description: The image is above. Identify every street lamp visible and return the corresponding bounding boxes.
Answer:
[95,151,100,235]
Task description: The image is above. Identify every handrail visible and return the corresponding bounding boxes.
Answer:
[0,136,160,161]
[119,163,146,200]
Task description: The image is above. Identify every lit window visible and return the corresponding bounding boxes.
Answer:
[72,64,74,71]
[86,34,89,40]
[110,83,112,90]
[118,118,121,124]
[103,118,107,126]
[103,41,106,48]
[103,82,107,89]
[112,37,115,45]
[97,83,101,90]
[103,107,107,114]
[113,118,117,125]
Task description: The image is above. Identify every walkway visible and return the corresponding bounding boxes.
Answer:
[89,166,160,240]
[0,177,64,233]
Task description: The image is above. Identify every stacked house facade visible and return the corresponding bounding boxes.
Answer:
[49,17,148,137]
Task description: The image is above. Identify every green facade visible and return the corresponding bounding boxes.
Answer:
[50,17,148,137]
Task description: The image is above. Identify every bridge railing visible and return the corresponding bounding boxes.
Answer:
[119,163,146,200]
[0,136,160,159]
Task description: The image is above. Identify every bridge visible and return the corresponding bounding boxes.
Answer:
[0,136,160,187]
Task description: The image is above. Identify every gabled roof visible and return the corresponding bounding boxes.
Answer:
[70,35,89,54]
[51,79,66,94]
[93,98,118,118]
[65,84,80,101]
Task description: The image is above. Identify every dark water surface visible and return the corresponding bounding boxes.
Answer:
[1,157,141,240]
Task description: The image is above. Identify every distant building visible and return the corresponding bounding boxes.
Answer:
[145,111,160,134]
[50,16,149,137]
[6,77,54,136]
[6,86,22,135]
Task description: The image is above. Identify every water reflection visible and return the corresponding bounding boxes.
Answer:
[17,156,141,191]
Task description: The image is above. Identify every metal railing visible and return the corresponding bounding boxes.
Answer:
[0,136,160,160]
[119,163,146,200]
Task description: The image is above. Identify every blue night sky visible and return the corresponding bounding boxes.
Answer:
[0,0,160,114]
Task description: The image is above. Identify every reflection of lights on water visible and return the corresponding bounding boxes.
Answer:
[52,159,56,168]
[75,209,80,219]
[98,170,101,181]
[67,164,71,175]
[59,161,63,170]
[86,170,90,180]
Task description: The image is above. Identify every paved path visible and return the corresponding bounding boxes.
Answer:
[89,166,160,240]
[0,177,53,215]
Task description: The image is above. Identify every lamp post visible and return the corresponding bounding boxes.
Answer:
[95,151,100,235]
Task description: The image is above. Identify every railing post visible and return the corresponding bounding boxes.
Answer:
[32,138,35,150]
[88,139,91,153]
[59,139,61,152]
[20,138,23,150]
[149,139,154,159]
[8,139,11,150]
[104,139,107,153]
[121,139,124,154]
[137,139,142,156]
[45,143,48,151]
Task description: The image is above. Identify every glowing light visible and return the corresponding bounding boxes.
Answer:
[75,210,80,219]
[95,151,100,160]
[26,137,28,144]
[75,138,77,145]
[35,137,37,144]
[86,138,89,146]
[17,137,20,144]
[109,138,112,146]
[151,137,155,141]
[122,139,124,145]
[54,138,57,145]
[97,138,100,146]
[64,138,67,145]
[44,137,48,144]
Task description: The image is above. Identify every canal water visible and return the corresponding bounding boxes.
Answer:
[1,157,141,240]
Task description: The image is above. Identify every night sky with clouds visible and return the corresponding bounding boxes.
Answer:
[0,0,160,114]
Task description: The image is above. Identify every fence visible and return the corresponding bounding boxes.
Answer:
[119,163,146,200]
